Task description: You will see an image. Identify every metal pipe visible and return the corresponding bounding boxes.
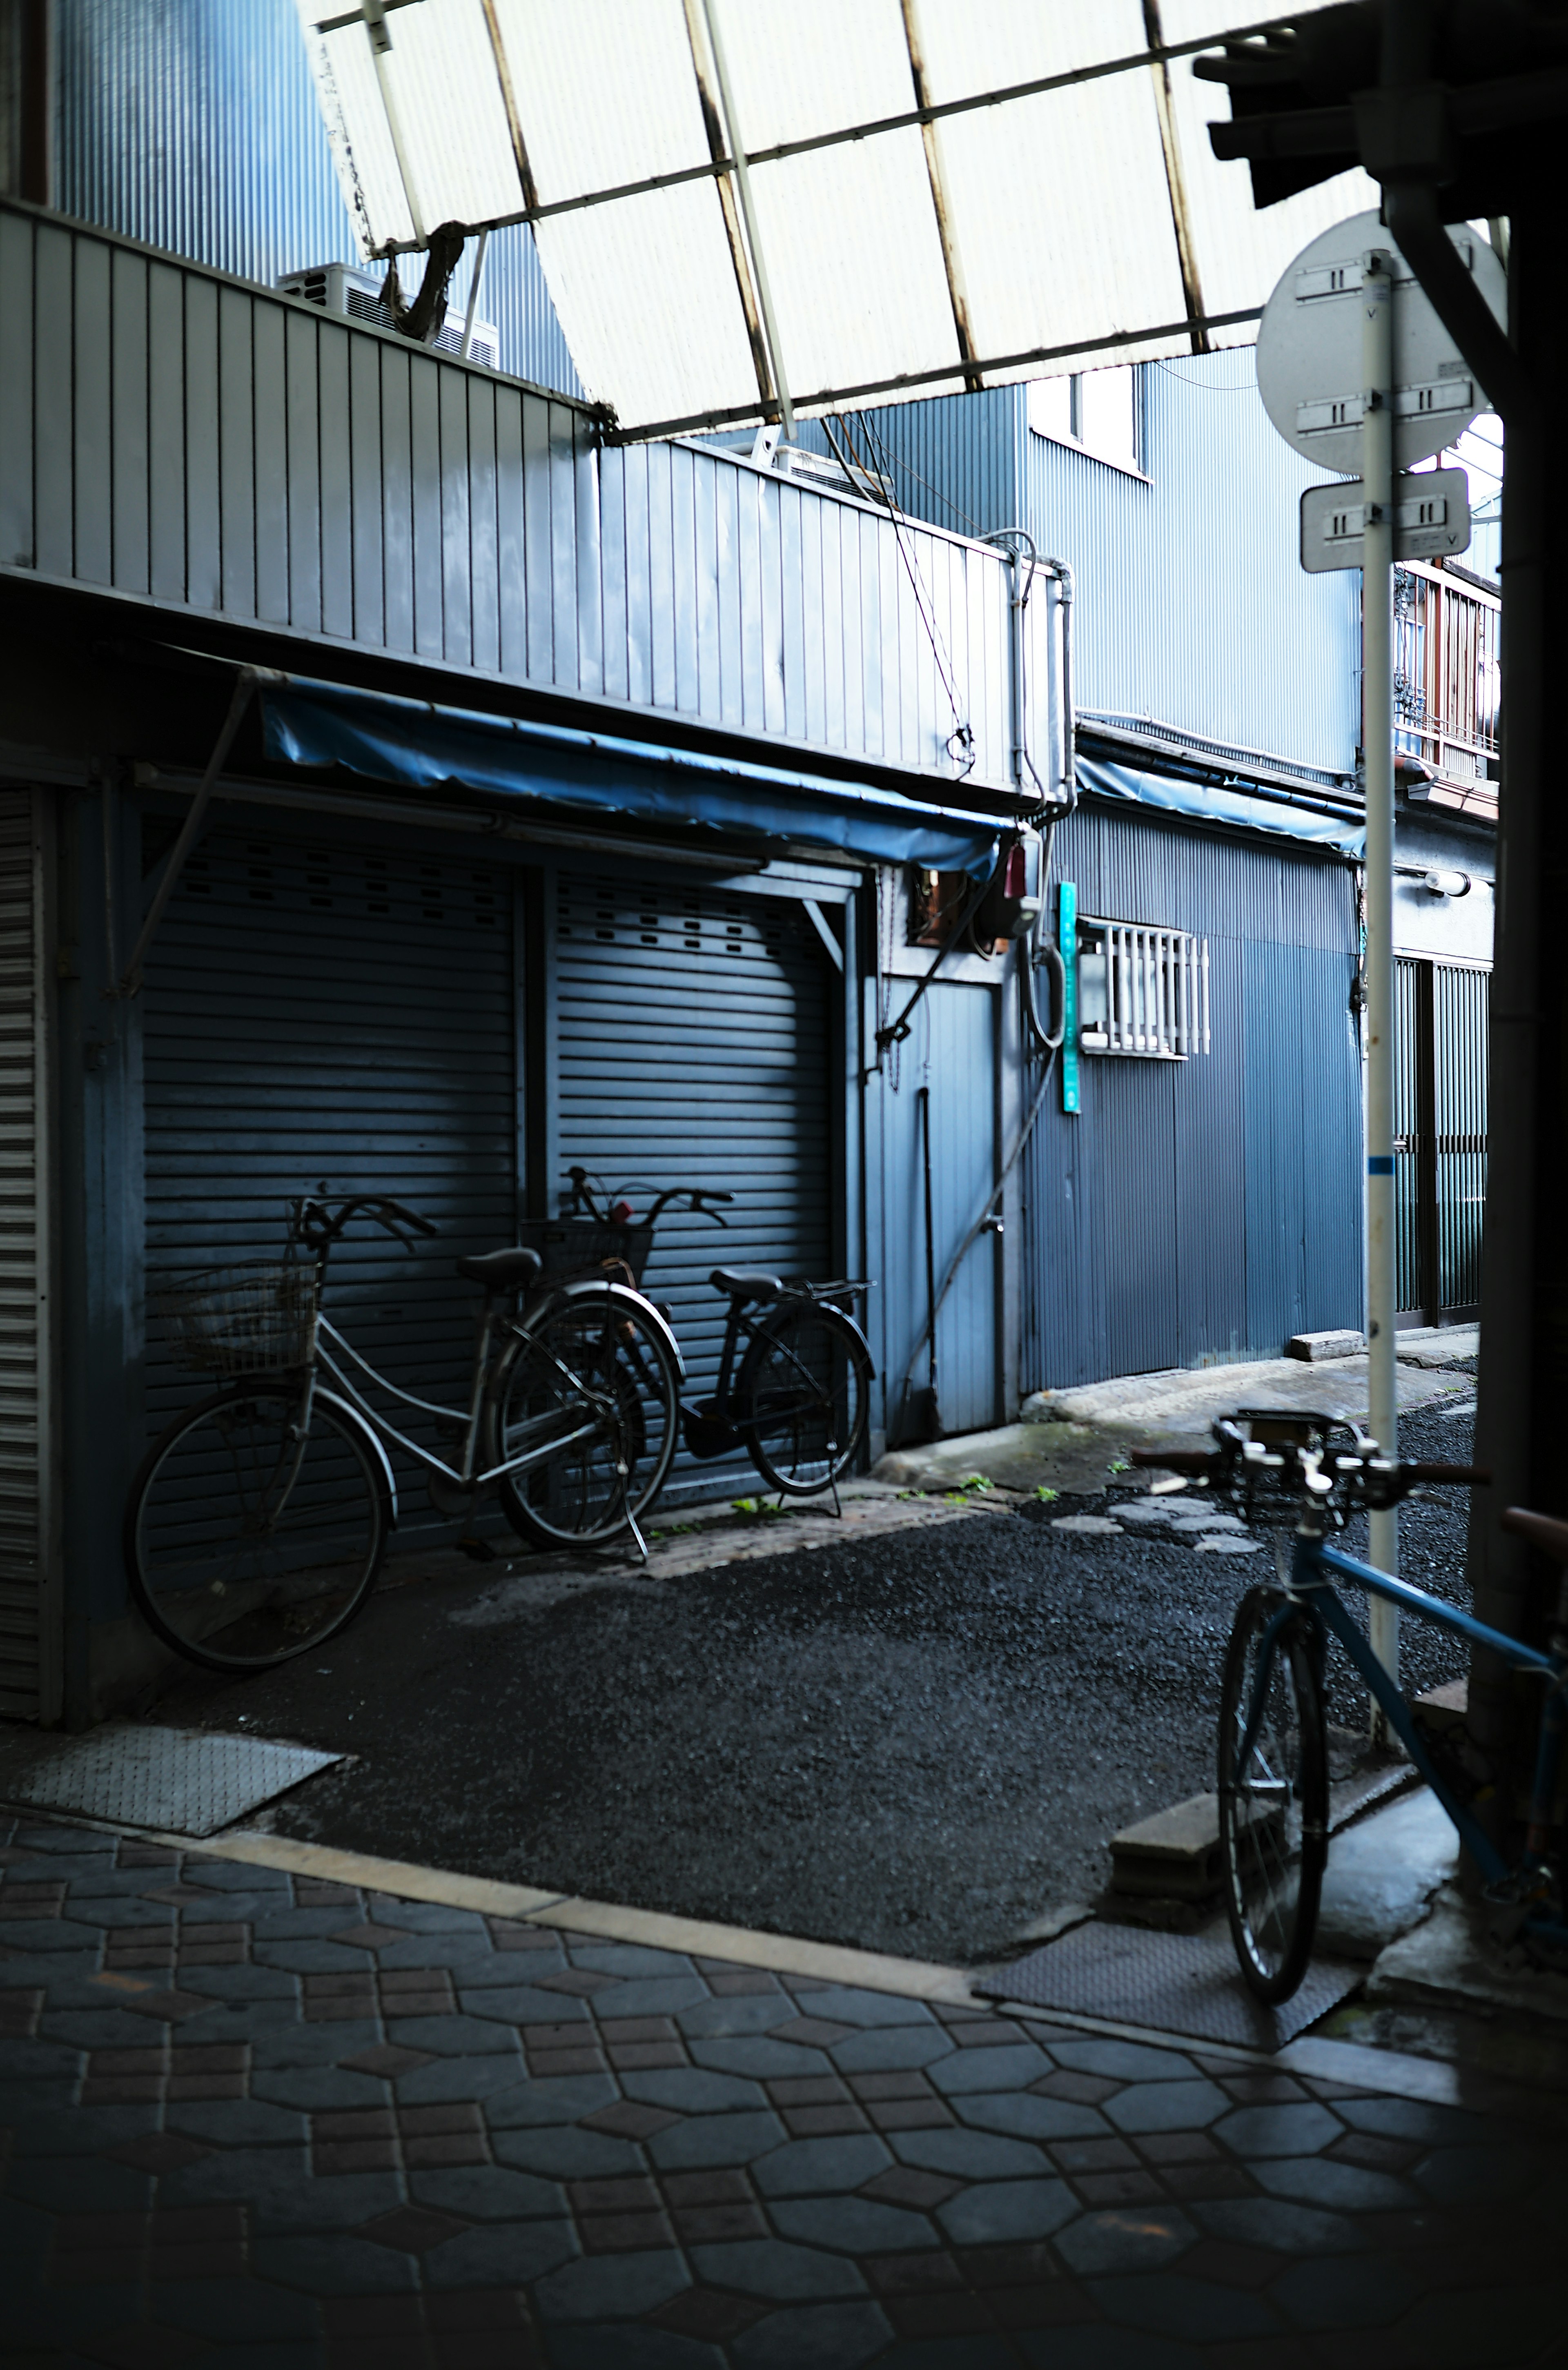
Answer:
[361,0,428,249]
[459,227,489,361]
[699,0,795,439]
[1362,247,1399,1720]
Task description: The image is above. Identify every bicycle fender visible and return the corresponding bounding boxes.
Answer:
[543,1278,688,1382]
[313,1386,400,1526]
[782,1302,877,1380]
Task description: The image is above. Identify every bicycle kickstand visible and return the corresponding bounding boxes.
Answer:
[623,1509,650,1568]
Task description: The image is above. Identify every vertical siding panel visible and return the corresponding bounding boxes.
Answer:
[252,299,288,622]
[71,235,111,586]
[649,441,677,706]
[438,365,472,669]
[217,287,255,619]
[145,258,185,602]
[183,273,220,610]
[597,444,628,705]
[860,513,884,761]
[409,353,443,661]
[780,483,805,743]
[0,213,35,568]
[347,330,383,648]
[715,461,741,729]
[379,345,413,653]
[494,382,526,678]
[736,468,763,732]
[317,319,352,639]
[284,308,321,630]
[548,402,577,690]
[693,454,719,722]
[109,247,149,592]
[468,378,499,676]
[573,415,601,699]
[800,494,825,748]
[667,445,694,715]
[522,392,553,682]
[621,441,652,710]
[819,501,845,748]
[30,224,68,577]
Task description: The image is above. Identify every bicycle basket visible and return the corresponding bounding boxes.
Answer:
[152,1263,319,1376]
[518,1219,655,1287]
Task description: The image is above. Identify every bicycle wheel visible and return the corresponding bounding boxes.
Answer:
[1218,1585,1329,2004]
[126,1385,391,1673]
[490,1287,680,1548]
[738,1303,871,1497]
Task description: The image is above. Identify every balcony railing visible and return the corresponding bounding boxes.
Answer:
[1392,559,1500,803]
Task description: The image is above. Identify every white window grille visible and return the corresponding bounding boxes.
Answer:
[1077,918,1209,1059]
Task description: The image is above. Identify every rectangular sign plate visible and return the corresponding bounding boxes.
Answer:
[1059,882,1079,1115]
[1299,468,1471,572]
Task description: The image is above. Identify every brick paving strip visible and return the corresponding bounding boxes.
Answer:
[2,1812,1565,2369]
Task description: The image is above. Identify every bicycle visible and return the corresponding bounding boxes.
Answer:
[126,1193,684,1673]
[563,1168,876,1502]
[1134,1409,1568,2005]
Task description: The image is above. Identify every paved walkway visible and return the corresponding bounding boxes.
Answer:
[3,1815,1563,2369]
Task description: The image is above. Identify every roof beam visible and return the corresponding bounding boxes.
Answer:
[697,0,795,440]
[901,0,982,395]
[682,0,778,423]
[1143,0,1209,356]
[479,0,540,214]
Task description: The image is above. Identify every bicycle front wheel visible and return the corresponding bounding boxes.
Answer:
[125,1385,391,1673]
[1218,1585,1329,2005]
[490,1288,680,1548]
[738,1304,871,1497]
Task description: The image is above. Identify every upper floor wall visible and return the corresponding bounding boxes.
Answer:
[849,356,1364,786]
[0,198,1057,804]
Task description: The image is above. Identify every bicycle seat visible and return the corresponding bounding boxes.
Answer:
[1502,1506,1568,1565]
[456,1247,543,1292]
[710,1267,782,1304]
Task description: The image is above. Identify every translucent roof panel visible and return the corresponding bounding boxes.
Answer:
[297,0,1366,435]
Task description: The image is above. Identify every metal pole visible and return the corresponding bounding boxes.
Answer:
[1362,246,1399,1721]
[700,0,795,441]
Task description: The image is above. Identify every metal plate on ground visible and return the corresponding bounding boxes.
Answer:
[977,1920,1359,2051]
[0,1722,341,1836]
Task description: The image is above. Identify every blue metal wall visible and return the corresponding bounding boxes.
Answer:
[846,357,1361,782]
[1022,800,1364,1389]
[53,0,580,397]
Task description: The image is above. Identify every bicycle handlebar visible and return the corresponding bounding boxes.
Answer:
[1127,1428,1490,1519]
[293,1194,438,1251]
[566,1166,733,1229]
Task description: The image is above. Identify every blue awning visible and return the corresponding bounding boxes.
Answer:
[261,677,1003,879]
[1076,755,1365,860]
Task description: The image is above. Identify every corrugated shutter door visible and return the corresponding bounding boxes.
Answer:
[142,825,517,1526]
[555,870,833,1496]
[0,793,50,1720]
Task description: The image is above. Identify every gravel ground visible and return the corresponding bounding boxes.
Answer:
[167,1399,1477,1972]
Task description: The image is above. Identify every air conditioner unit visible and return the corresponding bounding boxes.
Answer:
[276,263,501,372]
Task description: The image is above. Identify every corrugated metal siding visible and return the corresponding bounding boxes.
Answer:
[0,202,1018,791]
[553,868,833,1500]
[795,392,1024,543]
[141,823,518,1523]
[0,793,50,1720]
[53,0,580,396]
[1022,801,1363,1389]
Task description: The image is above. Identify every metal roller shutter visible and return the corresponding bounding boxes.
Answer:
[555,869,834,1498]
[0,792,54,1720]
[142,824,517,1529]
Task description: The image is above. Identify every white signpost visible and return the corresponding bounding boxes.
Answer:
[1256,210,1505,1717]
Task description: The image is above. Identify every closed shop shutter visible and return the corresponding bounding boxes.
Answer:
[0,792,53,1720]
[142,824,517,1525]
[555,869,835,1496]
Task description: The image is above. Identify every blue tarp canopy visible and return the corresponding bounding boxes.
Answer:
[1076,755,1365,859]
[261,677,1003,879]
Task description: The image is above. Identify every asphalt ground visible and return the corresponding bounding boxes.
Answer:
[147,1398,1480,1974]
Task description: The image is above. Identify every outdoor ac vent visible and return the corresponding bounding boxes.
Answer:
[276,263,500,371]
[775,443,894,506]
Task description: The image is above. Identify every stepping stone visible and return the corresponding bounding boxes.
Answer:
[1050,1515,1123,1536]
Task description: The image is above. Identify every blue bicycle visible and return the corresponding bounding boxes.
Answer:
[1134,1411,1568,2004]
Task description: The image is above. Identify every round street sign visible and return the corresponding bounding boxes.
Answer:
[1256,208,1506,477]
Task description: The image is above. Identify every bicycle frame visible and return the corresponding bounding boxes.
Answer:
[1244,1528,1568,1930]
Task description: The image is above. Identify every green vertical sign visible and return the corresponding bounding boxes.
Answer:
[1059,881,1079,1114]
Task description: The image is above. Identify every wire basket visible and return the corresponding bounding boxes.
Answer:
[153,1262,320,1376]
[518,1219,655,1287]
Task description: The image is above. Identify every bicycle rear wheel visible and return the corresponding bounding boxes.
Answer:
[125,1384,391,1672]
[738,1304,871,1496]
[490,1287,680,1548]
[1218,1585,1329,2004]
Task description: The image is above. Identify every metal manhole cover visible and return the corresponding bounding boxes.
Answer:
[977,1919,1359,2052]
[0,1722,341,1837]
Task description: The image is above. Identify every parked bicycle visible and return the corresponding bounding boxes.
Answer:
[126,1194,684,1672]
[1132,1411,1568,2005]
[562,1168,875,1502]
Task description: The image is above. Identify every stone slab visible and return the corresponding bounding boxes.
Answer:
[1368,1885,1568,2026]
[1109,1795,1222,1902]
[1316,1788,1458,1962]
[1286,1330,1365,1361]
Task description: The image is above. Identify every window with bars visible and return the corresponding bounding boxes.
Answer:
[1076,917,1209,1059]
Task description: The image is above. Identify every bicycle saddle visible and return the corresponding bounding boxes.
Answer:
[456,1247,543,1291]
[710,1267,782,1304]
[1503,1506,1568,1565]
